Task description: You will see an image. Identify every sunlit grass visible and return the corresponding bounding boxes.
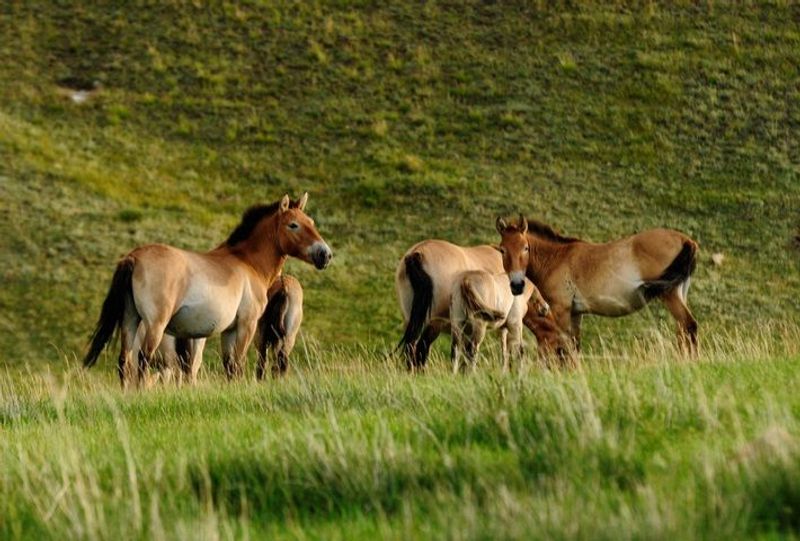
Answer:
[2,327,799,539]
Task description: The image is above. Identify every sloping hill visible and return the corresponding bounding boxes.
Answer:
[1,2,799,366]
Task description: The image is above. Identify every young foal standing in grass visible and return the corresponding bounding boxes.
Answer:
[450,271,545,373]
[496,216,699,354]
[396,239,569,370]
[83,193,332,388]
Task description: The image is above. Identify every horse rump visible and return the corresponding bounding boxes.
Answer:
[83,256,135,367]
[397,252,434,352]
[259,282,289,347]
[460,278,505,322]
[641,240,698,300]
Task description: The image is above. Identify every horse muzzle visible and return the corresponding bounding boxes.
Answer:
[310,242,332,269]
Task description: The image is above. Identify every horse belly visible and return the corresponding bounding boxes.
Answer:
[167,299,239,339]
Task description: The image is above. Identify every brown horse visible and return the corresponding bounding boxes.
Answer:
[83,193,332,388]
[496,216,698,354]
[450,271,543,373]
[395,239,570,370]
[255,274,304,379]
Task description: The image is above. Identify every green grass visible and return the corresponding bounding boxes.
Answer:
[2,330,800,540]
[1,2,800,538]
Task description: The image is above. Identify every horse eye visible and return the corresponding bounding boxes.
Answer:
[523,245,530,253]
[288,222,299,230]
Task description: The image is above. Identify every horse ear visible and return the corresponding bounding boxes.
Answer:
[279,194,290,213]
[496,217,508,234]
[518,214,528,234]
[297,192,309,211]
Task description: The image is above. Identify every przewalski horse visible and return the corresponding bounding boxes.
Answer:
[450,271,543,373]
[82,193,332,388]
[496,216,699,354]
[152,274,305,384]
[255,274,303,379]
[395,239,568,370]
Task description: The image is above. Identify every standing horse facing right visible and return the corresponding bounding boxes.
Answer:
[83,193,332,388]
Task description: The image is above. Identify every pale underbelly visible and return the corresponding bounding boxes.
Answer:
[166,303,238,338]
[574,289,648,317]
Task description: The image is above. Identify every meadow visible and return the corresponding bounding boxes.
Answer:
[1,2,799,539]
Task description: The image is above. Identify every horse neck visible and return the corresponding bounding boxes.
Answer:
[223,215,287,284]
[526,233,569,284]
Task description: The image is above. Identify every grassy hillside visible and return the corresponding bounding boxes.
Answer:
[1,2,799,366]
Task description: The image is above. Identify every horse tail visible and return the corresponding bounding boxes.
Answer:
[397,252,434,351]
[261,280,289,346]
[642,240,698,300]
[460,278,505,321]
[83,256,135,368]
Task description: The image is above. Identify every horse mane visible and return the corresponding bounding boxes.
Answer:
[525,219,581,244]
[225,199,299,246]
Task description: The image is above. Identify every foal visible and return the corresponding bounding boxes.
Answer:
[83,193,332,388]
[255,274,304,379]
[450,271,544,373]
[496,216,699,354]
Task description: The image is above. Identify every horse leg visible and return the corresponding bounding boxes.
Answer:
[188,338,205,384]
[500,327,510,373]
[221,319,258,380]
[508,322,525,372]
[118,305,140,390]
[414,325,440,370]
[570,313,583,352]
[450,314,466,374]
[175,338,204,385]
[254,326,269,381]
[138,319,169,389]
[465,323,485,373]
[661,287,698,356]
[272,338,289,377]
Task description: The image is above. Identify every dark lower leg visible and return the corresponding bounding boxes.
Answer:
[272,349,288,377]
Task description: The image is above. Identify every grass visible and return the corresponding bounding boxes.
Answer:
[1,2,800,538]
[2,328,800,540]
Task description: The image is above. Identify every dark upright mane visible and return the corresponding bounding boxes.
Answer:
[225,200,298,246]
[525,219,581,244]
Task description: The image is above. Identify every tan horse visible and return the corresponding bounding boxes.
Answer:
[395,239,567,370]
[496,216,698,353]
[255,274,303,379]
[83,193,332,388]
[150,274,304,383]
[450,271,540,373]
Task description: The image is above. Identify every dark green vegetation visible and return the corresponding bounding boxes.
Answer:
[1,2,799,539]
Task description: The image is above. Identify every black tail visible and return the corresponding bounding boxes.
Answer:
[83,257,135,367]
[641,241,698,300]
[259,283,288,347]
[397,252,434,351]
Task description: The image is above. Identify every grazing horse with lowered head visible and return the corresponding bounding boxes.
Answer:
[83,193,332,388]
[496,216,699,354]
[255,274,304,379]
[396,239,570,370]
[450,271,543,373]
